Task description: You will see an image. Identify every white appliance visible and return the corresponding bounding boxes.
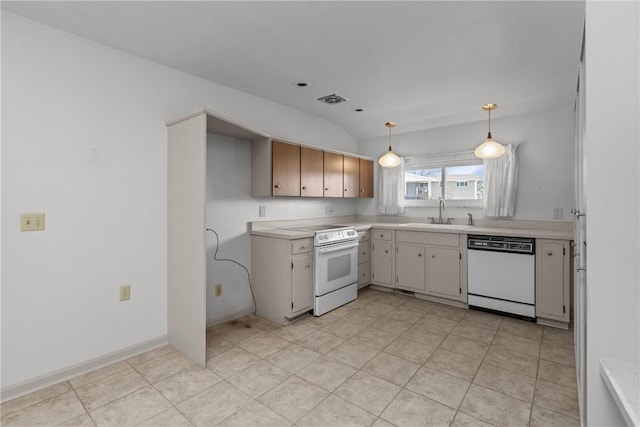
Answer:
[285,225,359,316]
[467,235,536,318]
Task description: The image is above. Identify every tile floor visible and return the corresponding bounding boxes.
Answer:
[0,289,580,426]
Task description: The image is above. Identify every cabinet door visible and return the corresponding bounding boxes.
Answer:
[359,159,374,198]
[371,241,394,287]
[292,252,313,314]
[343,155,360,198]
[323,152,343,197]
[536,240,570,322]
[396,243,426,292]
[272,141,300,196]
[300,146,324,197]
[426,247,461,299]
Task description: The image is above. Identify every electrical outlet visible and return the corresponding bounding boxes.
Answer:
[119,285,131,301]
[215,283,222,297]
[259,206,266,217]
[553,207,563,219]
[20,213,45,231]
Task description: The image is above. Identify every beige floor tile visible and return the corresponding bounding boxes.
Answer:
[533,379,580,420]
[484,344,539,377]
[499,318,543,341]
[258,376,329,423]
[399,297,437,313]
[405,367,471,409]
[206,335,236,359]
[384,336,437,364]
[326,340,379,368]
[297,356,357,391]
[226,360,291,398]
[385,307,424,324]
[450,322,497,344]
[74,366,148,411]
[459,384,531,427]
[239,332,290,358]
[340,311,378,328]
[334,371,402,416]
[401,323,447,347]
[303,311,341,328]
[205,347,260,379]
[380,389,456,426]
[153,365,222,404]
[217,325,267,345]
[425,349,481,382]
[540,341,575,366]
[1,381,72,416]
[362,352,420,387]
[358,302,396,318]
[371,416,396,427]
[271,322,318,341]
[137,407,194,427]
[530,404,580,427]
[542,326,574,347]
[266,343,322,373]
[297,395,377,427]
[296,330,345,354]
[1,391,86,427]
[216,400,291,427]
[89,386,171,427]
[537,359,578,389]
[134,350,199,384]
[176,381,251,426]
[369,318,412,336]
[429,304,468,321]
[58,412,96,426]
[439,335,490,360]
[417,314,460,334]
[322,319,366,339]
[70,362,131,389]
[372,292,410,307]
[473,362,536,403]
[492,331,541,357]
[126,345,176,367]
[352,327,398,350]
[461,310,504,331]
[451,412,496,427]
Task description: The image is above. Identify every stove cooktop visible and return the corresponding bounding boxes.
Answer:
[284,224,351,232]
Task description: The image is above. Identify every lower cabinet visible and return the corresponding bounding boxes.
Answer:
[251,235,314,324]
[357,230,371,289]
[371,229,395,288]
[536,239,571,326]
[395,231,463,302]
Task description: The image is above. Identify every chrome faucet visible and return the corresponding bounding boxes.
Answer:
[438,199,445,224]
[467,212,473,226]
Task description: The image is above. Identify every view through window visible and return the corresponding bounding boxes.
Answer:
[404,163,484,201]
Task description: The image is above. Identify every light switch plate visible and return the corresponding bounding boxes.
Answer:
[553,207,563,219]
[21,213,45,231]
[119,285,131,301]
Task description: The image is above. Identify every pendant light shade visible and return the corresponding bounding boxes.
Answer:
[379,122,401,168]
[474,104,506,159]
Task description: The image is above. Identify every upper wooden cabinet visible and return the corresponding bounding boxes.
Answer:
[300,146,324,197]
[343,155,360,198]
[271,140,301,196]
[323,151,344,198]
[359,159,374,198]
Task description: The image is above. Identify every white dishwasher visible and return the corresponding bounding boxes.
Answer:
[467,235,536,319]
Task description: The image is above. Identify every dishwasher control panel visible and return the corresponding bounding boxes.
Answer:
[467,235,535,254]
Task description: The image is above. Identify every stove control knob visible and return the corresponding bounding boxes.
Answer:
[348,230,355,236]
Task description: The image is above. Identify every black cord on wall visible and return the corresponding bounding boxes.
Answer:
[206,228,256,315]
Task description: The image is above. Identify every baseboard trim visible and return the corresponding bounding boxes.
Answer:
[206,307,254,328]
[1,335,168,403]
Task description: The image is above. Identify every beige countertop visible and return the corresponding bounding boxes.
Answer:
[251,220,574,241]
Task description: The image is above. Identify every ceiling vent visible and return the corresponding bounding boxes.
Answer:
[317,94,349,105]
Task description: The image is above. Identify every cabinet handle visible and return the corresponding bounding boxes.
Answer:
[274,184,281,189]
[305,265,311,269]
[302,186,306,190]
[385,250,389,254]
[380,234,384,238]
[344,188,348,192]
[432,255,436,259]
[577,265,587,272]
[325,188,329,191]
[547,251,553,256]
[300,246,306,250]
[361,189,365,193]
[418,253,422,257]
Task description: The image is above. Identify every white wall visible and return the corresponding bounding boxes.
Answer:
[357,106,575,222]
[585,2,639,425]
[205,134,356,324]
[1,12,357,391]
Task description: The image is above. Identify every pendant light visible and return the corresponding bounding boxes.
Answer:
[378,121,402,168]
[474,103,506,159]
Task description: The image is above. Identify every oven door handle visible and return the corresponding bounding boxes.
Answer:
[317,240,359,254]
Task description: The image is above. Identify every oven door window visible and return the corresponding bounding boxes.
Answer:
[328,254,352,282]
[315,244,358,296]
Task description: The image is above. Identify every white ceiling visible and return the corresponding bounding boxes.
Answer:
[2,1,585,139]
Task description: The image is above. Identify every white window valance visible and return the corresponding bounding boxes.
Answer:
[404,150,479,168]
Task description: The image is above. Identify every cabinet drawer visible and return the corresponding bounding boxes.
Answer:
[358,262,371,285]
[358,244,371,263]
[372,229,393,241]
[396,231,459,247]
[291,238,313,254]
[358,230,371,242]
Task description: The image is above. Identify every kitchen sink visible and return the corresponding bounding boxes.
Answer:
[396,223,473,231]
